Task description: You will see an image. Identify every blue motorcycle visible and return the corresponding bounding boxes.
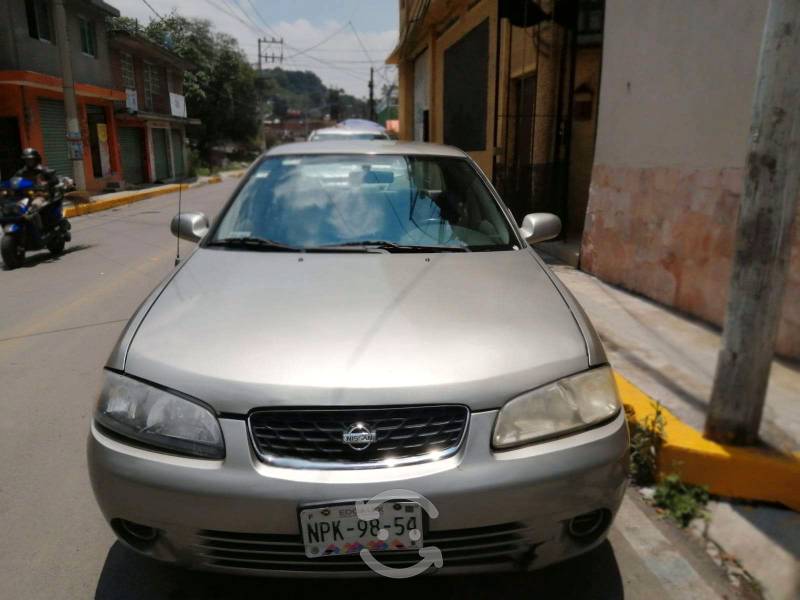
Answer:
[0,177,72,269]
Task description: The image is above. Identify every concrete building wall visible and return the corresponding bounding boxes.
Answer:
[66,0,114,88]
[582,0,800,358]
[0,2,17,70]
[593,0,766,168]
[0,0,114,88]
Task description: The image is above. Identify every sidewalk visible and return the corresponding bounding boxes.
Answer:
[63,169,245,218]
[543,256,800,600]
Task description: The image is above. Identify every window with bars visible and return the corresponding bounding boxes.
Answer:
[79,17,97,57]
[25,0,52,42]
[143,63,162,110]
[120,52,136,89]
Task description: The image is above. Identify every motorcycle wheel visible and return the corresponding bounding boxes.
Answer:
[1,235,25,270]
[47,236,66,256]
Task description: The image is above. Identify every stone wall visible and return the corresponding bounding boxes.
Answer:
[581,165,800,359]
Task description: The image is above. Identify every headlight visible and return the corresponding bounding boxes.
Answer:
[493,367,621,449]
[95,370,224,459]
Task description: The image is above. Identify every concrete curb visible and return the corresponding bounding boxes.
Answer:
[617,372,800,511]
[63,170,245,219]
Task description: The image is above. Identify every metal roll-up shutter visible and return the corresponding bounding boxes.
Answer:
[118,127,144,184]
[151,128,170,181]
[170,129,185,177]
[38,98,73,179]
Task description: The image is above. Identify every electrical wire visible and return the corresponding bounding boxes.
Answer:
[348,21,373,64]
[203,0,263,36]
[286,22,351,59]
[140,0,164,21]
[243,0,282,38]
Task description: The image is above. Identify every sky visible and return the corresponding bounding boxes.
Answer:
[111,0,399,97]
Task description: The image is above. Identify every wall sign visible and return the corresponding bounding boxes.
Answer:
[169,93,187,118]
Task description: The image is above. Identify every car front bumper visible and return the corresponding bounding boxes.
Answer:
[87,409,629,577]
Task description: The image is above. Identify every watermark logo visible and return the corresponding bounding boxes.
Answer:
[355,489,443,578]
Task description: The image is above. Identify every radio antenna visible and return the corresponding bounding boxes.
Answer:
[175,176,182,266]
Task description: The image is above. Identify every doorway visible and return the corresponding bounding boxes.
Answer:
[501,73,537,220]
[0,117,23,180]
[87,105,111,178]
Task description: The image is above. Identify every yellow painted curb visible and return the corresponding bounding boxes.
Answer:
[64,184,192,218]
[617,372,800,511]
[63,172,243,219]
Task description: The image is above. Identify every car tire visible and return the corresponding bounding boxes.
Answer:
[47,237,66,256]
[1,235,25,269]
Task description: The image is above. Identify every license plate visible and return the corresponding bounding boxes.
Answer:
[300,502,423,558]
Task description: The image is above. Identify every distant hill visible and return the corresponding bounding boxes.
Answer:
[259,68,368,121]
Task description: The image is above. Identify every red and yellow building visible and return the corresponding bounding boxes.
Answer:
[0,0,195,192]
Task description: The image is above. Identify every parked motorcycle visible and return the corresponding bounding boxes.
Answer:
[0,177,72,269]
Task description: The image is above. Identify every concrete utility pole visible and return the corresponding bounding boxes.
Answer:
[705,0,800,445]
[258,37,284,66]
[53,0,86,190]
[368,67,376,121]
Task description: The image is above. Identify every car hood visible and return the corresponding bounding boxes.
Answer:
[123,248,589,413]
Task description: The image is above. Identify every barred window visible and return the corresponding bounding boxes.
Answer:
[120,53,136,89]
[143,64,162,110]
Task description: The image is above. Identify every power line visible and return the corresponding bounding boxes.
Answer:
[171,0,372,84]
[242,0,282,38]
[140,0,164,20]
[286,21,350,59]
[349,21,373,64]
[203,0,262,36]
[229,0,261,33]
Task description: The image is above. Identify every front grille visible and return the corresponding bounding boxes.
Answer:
[196,522,541,573]
[248,405,469,468]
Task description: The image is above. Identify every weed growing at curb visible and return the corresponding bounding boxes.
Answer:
[627,401,665,485]
[654,473,710,527]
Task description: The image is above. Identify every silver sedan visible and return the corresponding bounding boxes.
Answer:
[88,141,628,578]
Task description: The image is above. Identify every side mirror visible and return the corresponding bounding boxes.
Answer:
[171,212,209,243]
[519,213,561,244]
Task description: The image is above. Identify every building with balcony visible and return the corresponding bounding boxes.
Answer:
[108,28,199,184]
[0,0,124,191]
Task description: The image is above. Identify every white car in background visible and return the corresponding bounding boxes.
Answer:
[308,126,392,141]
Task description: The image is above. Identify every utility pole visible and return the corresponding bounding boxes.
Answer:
[53,0,86,190]
[705,0,800,445]
[368,67,375,121]
[258,37,284,67]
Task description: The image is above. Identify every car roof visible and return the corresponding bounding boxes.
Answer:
[266,140,468,158]
[310,126,385,136]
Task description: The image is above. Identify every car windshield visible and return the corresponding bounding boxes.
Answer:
[211,154,518,252]
[312,132,388,141]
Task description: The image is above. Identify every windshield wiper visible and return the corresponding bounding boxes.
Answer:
[318,240,469,253]
[209,236,301,252]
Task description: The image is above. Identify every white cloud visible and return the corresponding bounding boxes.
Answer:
[110,0,398,97]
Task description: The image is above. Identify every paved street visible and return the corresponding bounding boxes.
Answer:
[0,181,747,599]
